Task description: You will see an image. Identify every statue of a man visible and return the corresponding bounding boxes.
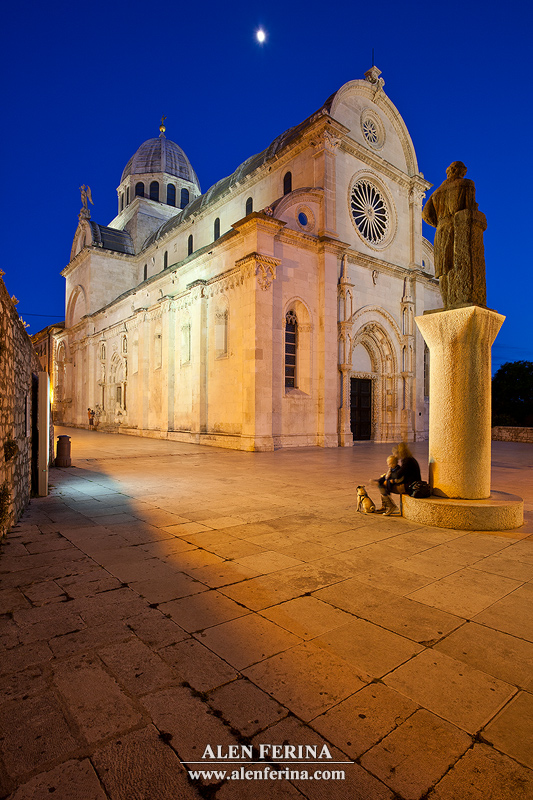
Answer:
[422,162,487,309]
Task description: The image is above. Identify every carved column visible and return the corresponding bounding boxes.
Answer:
[337,266,354,446]
[400,276,416,441]
[313,129,341,238]
[408,180,428,269]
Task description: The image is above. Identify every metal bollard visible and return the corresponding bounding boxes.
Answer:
[55,435,72,467]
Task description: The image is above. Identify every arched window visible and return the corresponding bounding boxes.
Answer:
[283,171,292,195]
[167,184,176,206]
[181,188,190,209]
[150,181,159,202]
[143,264,147,281]
[188,234,193,256]
[214,217,220,241]
[245,197,253,215]
[285,310,297,389]
[126,187,130,205]
[164,251,168,269]
[135,182,145,197]
[120,193,124,211]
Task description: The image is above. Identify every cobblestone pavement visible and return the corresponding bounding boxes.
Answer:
[1,428,532,800]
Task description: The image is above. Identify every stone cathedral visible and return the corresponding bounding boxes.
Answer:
[53,67,441,451]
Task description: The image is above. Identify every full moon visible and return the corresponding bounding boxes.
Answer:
[256,28,266,43]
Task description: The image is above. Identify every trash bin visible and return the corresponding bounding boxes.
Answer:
[55,435,71,467]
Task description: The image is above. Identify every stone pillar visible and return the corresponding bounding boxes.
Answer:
[237,252,280,451]
[318,238,345,448]
[337,268,354,446]
[408,181,428,269]
[313,129,341,238]
[415,305,505,499]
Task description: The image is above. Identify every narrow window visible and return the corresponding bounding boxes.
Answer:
[285,310,297,389]
[214,217,220,241]
[126,187,130,205]
[245,197,253,215]
[164,251,168,269]
[188,234,193,256]
[143,264,148,281]
[215,309,228,357]
[181,323,191,363]
[167,184,176,206]
[181,188,190,209]
[135,182,144,197]
[120,193,124,211]
[150,181,159,202]
[424,344,430,397]
[283,171,292,195]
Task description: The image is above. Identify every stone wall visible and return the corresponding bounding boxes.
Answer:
[0,275,42,538]
[492,426,533,443]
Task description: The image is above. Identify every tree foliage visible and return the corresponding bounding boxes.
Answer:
[492,361,533,427]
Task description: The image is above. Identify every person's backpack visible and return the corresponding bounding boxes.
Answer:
[409,480,431,498]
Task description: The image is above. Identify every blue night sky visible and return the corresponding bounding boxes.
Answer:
[2,0,532,373]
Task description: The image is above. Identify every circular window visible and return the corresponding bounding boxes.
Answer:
[360,109,385,150]
[296,205,315,232]
[349,177,395,248]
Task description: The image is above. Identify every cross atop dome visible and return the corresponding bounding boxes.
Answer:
[159,115,167,138]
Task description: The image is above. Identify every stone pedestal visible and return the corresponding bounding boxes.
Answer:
[408,305,523,531]
[416,305,504,499]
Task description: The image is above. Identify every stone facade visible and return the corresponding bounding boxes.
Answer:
[492,426,533,443]
[54,68,441,451]
[0,275,42,536]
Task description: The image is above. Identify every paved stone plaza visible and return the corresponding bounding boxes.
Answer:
[1,429,532,800]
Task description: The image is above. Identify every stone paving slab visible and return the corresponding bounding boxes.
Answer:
[1,429,532,799]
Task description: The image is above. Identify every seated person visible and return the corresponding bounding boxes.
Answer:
[377,443,421,515]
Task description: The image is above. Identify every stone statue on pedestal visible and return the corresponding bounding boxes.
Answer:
[422,162,487,309]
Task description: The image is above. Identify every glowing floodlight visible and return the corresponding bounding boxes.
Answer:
[256,28,266,44]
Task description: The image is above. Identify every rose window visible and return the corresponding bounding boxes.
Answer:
[362,118,378,145]
[350,180,389,244]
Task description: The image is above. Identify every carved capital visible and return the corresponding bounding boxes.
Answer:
[314,129,341,154]
[409,184,426,205]
[236,252,281,291]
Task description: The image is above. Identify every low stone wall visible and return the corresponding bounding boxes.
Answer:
[492,426,533,443]
[0,276,42,538]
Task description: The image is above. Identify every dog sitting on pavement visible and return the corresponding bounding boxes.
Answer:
[356,485,376,514]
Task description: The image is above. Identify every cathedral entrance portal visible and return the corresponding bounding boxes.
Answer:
[350,378,372,440]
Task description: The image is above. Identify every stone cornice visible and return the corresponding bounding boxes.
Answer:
[346,250,437,285]
[340,137,414,190]
[317,236,351,255]
[232,213,286,236]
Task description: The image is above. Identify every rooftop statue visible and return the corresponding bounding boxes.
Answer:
[422,162,487,309]
[79,185,93,220]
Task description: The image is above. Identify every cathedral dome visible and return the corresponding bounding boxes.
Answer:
[121,133,200,189]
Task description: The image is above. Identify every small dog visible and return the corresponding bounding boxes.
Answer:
[356,485,376,514]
